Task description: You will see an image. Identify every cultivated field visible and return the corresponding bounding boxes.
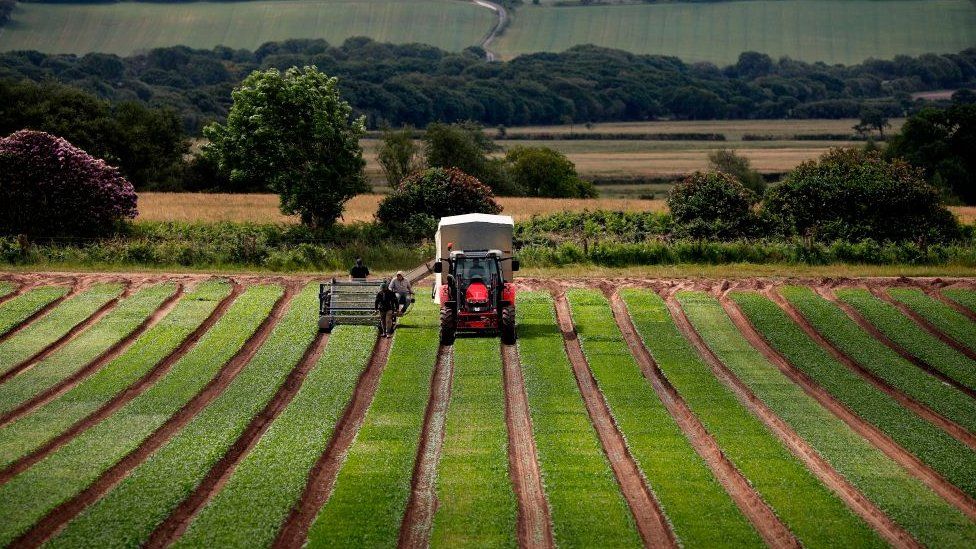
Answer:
[0,0,493,55]
[495,0,976,64]
[0,273,975,547]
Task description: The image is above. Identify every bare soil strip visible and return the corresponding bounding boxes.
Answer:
[146,331,332,548]
[607,291,798,549]
[0,279,74,346]
[767,288,976,450]
[870,288,976,362]
[819,287,976,400]
[0,283,243,484]
[0,282,26,308]
[665,292,918,548]
[274,334,392,549]
[9,285,297,548]
[926,286,976,323]
[0,284,184,430]
[399,345,454,549]
[0,280,131,386]
[551,292,678,549]
[721,294,976,521]
[500,344,555,549]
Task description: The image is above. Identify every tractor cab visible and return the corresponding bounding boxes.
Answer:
[434,248,518,345]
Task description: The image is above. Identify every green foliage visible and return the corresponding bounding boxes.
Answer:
[516,291,643,547]
[852,106,890,138]
[683,291,976,547]
[504,146,596,198]
[667,171,759,239]
[205,66,367,227]
[0,284,281,547]
[377,126,424,187]
[707,149,765,196]
[0,286,68,337]
[0,281,230,471]
[943,288,976,314]
[567,289,761,547]
[888,288,976,353]
[764,148,961,243]
[625,290,881,548]
[423,122,512,194]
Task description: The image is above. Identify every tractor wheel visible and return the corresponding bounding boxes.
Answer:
[318,316,334,333]
[500,306,516,345]
[440,307,456,346]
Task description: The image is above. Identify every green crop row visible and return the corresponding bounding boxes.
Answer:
[0,283,177,415]
[888,288,976,353]
[0,283,123,376]
[566,289,761,547]
[515,291,641,548]
[0,284,281,547]
[0,282,12,298]
[0,281,230,470]
[942,288,976,315]
[430,337,516,548]
[626,290,880,548]
[174,324,376,548]
[686,292,976,547]
[731,292,976,500]
[0,286,68,337]
[306,296,439,547]
[837,289,976,393]
[782,287,976,434]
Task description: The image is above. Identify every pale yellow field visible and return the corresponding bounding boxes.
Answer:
[498,119,905,138]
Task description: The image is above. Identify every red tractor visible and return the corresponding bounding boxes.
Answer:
[434,248,519,345]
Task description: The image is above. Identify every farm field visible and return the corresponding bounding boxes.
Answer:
[0,272,975,547]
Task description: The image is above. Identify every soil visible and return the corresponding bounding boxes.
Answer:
[869,288,976,363]
[0,278,75,345]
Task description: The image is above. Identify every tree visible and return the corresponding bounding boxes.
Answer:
[204,66,367,227]
[422,122,513,194]
[853,106,891,138]
[0,130,137,238]
[667,171,758,240]
[707,149,766,197]
[377,126,423,187]
[504,146,596,198]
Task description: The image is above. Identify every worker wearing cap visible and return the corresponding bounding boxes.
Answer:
[389,271,413,314]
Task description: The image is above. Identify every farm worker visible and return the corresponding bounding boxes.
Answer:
[389,271,414,314]
[350,257,369,279]
[375,285,398,337]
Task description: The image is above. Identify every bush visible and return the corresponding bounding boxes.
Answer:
[0,130,137,238]
[504,146,597,198]
[707,149,766,196]
[764,148,961,244]
[667,172,758,239]
[376,167,501,240]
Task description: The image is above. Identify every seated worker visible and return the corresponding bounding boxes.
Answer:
[350,257,369,279]
[388,271,414,314]
[374,285,398,337]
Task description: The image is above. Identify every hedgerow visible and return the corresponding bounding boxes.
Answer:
[0,284,176,415]
[0,283,124,377]
[174,324,375,548]
[0,286,69,337]
[684,291,976,547]
[0,285,281,547]
[888,288,976,353]
[307,296,439,546]
[624,290,880,547]
[566,289,761,547]
[0,281,231,470]
[730,292,976,500]
[516,291,641,548]
[837,289,976,392]
[942,289,976,314]
[782,286,976,434]
[430,337,516,548]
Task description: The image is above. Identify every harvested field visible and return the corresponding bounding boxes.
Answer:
[0,271,975,547]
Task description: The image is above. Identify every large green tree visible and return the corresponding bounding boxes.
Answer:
[204,66,367,227]
[377,126,423,186]
[504,146,596,198]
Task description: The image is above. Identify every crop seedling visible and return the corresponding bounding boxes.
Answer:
[0,286,69,337]
[888,288,976,353]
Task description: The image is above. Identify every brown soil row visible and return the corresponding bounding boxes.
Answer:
[274,334,392,549]
[9,283,296,547]
[146,330,332,548]
[0,281,27,308]
[0,280,74,345]
[720,294,976,522]
[399,345,454,549]
[551,292,678,549]
[0,284,184,430]
[664,291,918,548]
[500,344,555,549]
[870,288,976,363]
[926,287,976,323]
[0,282,243,484]
[766,288,976,451]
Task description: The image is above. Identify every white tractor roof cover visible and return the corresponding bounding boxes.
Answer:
[438,213,514,227]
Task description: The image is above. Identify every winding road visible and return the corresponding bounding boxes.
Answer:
[471,0,507,61]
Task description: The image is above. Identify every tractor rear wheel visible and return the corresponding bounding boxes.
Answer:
[500,306,516,345]
[440,307,456,346]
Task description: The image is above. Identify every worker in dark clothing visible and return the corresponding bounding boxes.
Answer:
[350,257,369,279]
[375,285,398,337]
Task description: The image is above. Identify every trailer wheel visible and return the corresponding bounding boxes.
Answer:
[440,307,456,346]
[319,316,334,333]
[500,306,516,345]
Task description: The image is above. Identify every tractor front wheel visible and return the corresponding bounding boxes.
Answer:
[440,307,456,346]
[500,306,516,345]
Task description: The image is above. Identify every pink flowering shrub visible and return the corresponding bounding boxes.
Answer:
[0,130,137,237]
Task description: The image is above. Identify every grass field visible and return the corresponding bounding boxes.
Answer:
[495,0,976,64]
[0,0,494,55]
